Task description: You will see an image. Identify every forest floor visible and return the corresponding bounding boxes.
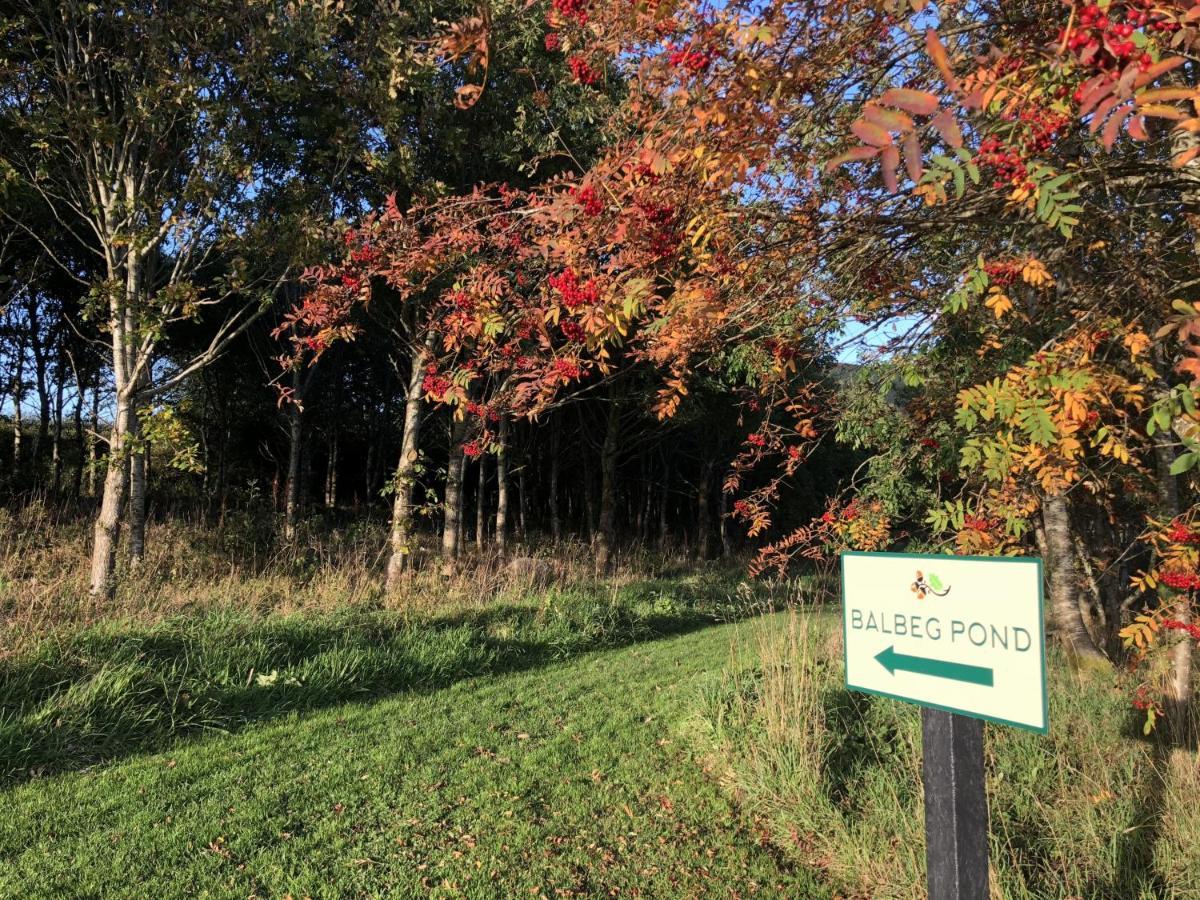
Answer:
[0,617,822,898]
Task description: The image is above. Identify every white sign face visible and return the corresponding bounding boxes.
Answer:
[841,552,1047,733]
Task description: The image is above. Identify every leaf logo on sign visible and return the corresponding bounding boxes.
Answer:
[910,570,951,600]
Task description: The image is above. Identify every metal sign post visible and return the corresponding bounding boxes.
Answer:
[922,708,989,900]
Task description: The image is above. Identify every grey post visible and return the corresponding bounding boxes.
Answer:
[922,708,989,900]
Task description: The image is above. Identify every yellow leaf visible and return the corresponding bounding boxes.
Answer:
[985,290,1013,319]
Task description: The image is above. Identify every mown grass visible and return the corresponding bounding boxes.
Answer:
[0,570,770,783]
[0,621,823,898]
[697,609,1200,899]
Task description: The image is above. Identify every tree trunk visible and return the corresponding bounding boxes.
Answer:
[496,414,510,554]
[1042,493,1107,666]
[71,369,84,498]
[1154,432,1193,741]
[128,401,147,566]
[518,466,528,542]
[51,365,64,494]
[324,432,338,508]
[549,417,562,542]
[696,459,714,561]
[475,453,488,548]
[283,366,303,541]
[10,340,23,483]
[384,342,430,591]
[90,395,132,599]
[658,468,670,551]
[87,376,100,497]
[442,416,468,568]
[596,395,620,572]
[719,486,732,557]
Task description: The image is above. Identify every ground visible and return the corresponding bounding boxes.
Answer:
[0,620,822,899]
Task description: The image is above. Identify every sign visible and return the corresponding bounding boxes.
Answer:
[841,551,1046,733]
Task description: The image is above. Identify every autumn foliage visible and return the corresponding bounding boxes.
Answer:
[271,0,1200,729]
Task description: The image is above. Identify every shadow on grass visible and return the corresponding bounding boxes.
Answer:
[0,579,760,785]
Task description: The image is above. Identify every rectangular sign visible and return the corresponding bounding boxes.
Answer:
[841,551,1047,733]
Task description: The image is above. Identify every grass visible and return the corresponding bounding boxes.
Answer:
[3,509,1198,897]
[0,621,823,898]
[696,608,1200,899]
[0,570,768,783]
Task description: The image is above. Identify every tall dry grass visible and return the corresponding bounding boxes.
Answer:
[0,500,739,657]
[700,602,1200,898]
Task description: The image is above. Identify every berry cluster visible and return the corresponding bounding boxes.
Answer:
[636,199,679,258]
[340,274,361,291]
[572,184,604,216]
[1166,520,1200,545]
[1160,570,1200,591]
[544,32,561,52]
[1012,107,1070,155]
[547,268,600,309]
[920,437,939,449]
[422,371,452,400]
[963,514,998,532]
[463,440,483,458]
[747,432,767,447]
[560,319,585,341]
[733,499,752,517]
[665,41,713,74]
[551,0,588,25]
[568,55,600,85]
[984,259,1023,286]
[553,357,582,380]
[1163,618,1200,641]
[977,138,1031,190]
[1059,2,1175,75]
[787,445,803,461]
[1132,684,1161,712]
[448,291,475,312]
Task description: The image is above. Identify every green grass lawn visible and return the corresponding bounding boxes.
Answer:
[0,620,823,898]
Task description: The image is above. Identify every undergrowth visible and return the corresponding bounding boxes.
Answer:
[696,608,1200,898]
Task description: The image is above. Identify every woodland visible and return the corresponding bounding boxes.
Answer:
[2,0,1200,895]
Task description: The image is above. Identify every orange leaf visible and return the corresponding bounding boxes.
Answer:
[1127,115,1149,141]
[824,145,881,172]
[1172,145,1200,169]
[880,88,939,117]
[1177,357,1200,385]
[852,119,893,147]
[1101,102,1133,150]
[863,104,914,132]
[902,130,923,182]
[931,109,963,148]
[1139,104,1188,120]
[1135,87,1197,104]
[925,30,960,92]
[881,145,900,193]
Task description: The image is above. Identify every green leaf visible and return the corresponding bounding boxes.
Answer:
[1169,453,1196,476]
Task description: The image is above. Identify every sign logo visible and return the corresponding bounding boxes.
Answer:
[911,569,950,599]
[842,552,1047,733]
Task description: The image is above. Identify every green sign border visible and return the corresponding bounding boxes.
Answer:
[840,550,1048,734]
